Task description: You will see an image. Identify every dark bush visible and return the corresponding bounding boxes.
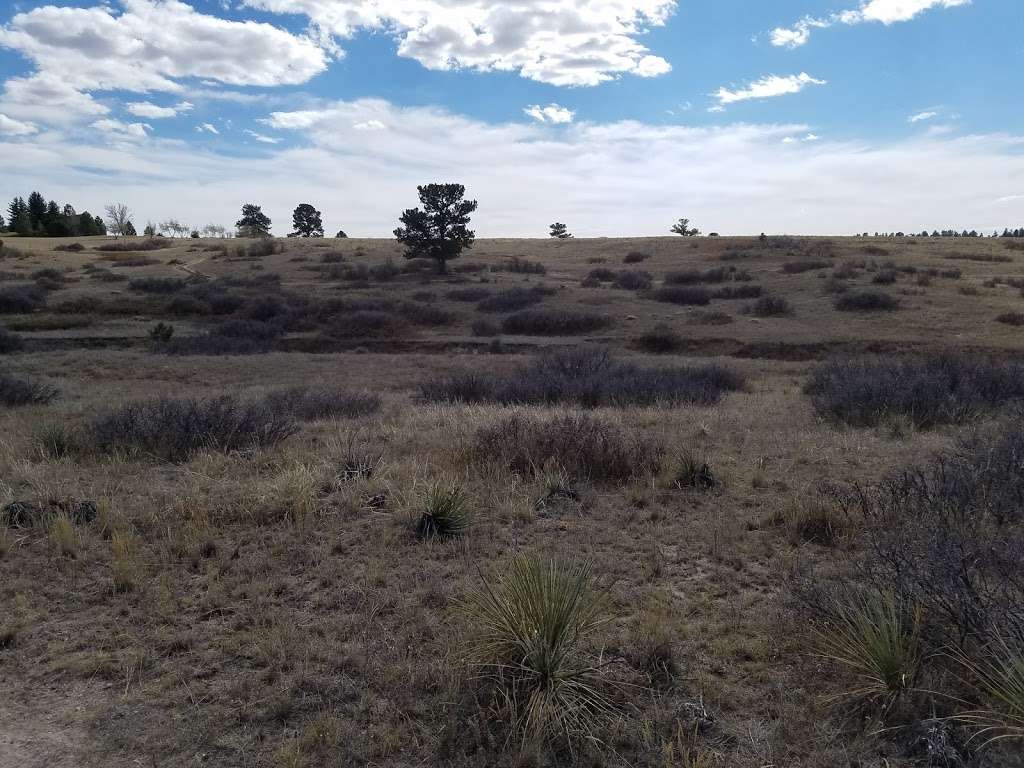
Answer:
[369,260,401,281]
[129,277,187,294]
[496,256,546,275]
[623,251,650,264]
[319,251,345,263]
[54,242,85,252]
[649,286,711,306]
[872,269,898,285]
[711,284,763,300]
[325,310,403,338]
[420,347,744,407]
[261,387,381,421]
[805,354,1024,428]
[400,302,454,326]
[446,287,492,302]
[664,267,734,285]
[834,291,900,312]
[472,412,663,483]
[166,296,211,316]
[476,288,546,313]
[86,268,128,283]
[748,295,793,317]
[31,268,65,285]
[243,295,287,321]
[471,318,500,337]
[0,373,58,406]
[782,259,831,274]
[586,268,616,282]
[832,261,863,279]
[861,245,889,256]
[245,239,282,258]
[96,239,174,252]
[0,286,46,314]
[944,251,1012,264]
[0,327,23,354]
[996,312,1024,326]
[90,396,298,460]
[635,324,683,353]
[501,309,611,336]
[688,310,733,325]
[612,270,652,290]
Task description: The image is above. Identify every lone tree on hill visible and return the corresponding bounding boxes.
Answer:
[291,203,324,237]
[394,183,477,273]
[549,222,572,239]
[236,203,272,237]
[670,217,700,237]
[104,203,134,237]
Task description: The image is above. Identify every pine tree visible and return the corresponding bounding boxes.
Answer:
[670,217,700,236]
[27,191,47,231]
[290,203,324,237]
[394,183,477,273]
[549,222,572,239]
[236,203,272,237]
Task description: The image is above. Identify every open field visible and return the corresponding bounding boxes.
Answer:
[2,232,1023,767]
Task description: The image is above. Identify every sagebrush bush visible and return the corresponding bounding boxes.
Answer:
[476,288,546,313]
[834,291,899,312]
[0,286,47,314]
[495,256,546,275]
[635,323,683,353]
[461,554,615,747]
[421,347,744,407]
[400,301,454,327]
[805,353,1024,427]
[471,318,500,337]
[872,270,898,285]
[612,270,652,290]
[129,277,187,294]
[996,312,1024,326]
[711,284,763,300]
[472,411,662,482]
[623,251,650,263]
[782,259,831,274]
[649,286,711,306]
[261,387,380,421]
[90,395,298,460]
[96,238,174,252]
[447,287,492,302]
[0,373,58,406]
[664,267,736,285]
[748,295,793,317]
[587,268,616,282]
[501,309,610,336]
[0,327,23,354]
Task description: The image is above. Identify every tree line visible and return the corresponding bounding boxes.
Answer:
[2,191,106,237]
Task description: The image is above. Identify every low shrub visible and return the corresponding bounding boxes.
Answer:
[635,323,683,353]
[501,309,611,335]
[54,242,85,252]
[649,286,711,306]
[96,238,174,252]
[586,268,616,282]
[664,267,736,285]
[712,284,763,300]
[446,287,492,302]
[805,353,1024,427]
[688,310,732,325]
[472,412,662,482]
[996,312,1024,326]
[748,295,793,317]
[945,251,1013,264]
[0,373,58,406]
[476,288,546,313]
[872,270,898,285]
[89,395,298,460]
[471,318,500,337]
[421,347,744,407]
[129,277,187,294]
[0,327,23,354]
[612,270,652,290]
[624,251,650,263]
[416,485,471,538]
[400,302,454,327]
[0,286,46,314]
[325,310,404,338]
[261,387,381,421]
[782,259,831,274]
[369,260,401,281]
[834,291,900,312]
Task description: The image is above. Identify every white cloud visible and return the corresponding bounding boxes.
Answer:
[92,118,151,139]
[197,123,220,134]
[126,101,195,118]
[909,110,938,123]
[714,73,826,106]
[242,0,675,86]
[244,129,281,144]
[353,119,385,130]
[0,73,108,124]
[0,0,328,127]
[770,0,970,48]
[524,104,575,124]
[0,112,38,135]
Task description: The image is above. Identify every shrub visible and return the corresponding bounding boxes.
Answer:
[461,554,615,746]
[86,268,128,283]
[664,267,734,285]
[635,323,683,353]
[0,286,46,313]
[587,268,616,282]
[649,286,711,306]
[471,318,500,337]
[325,310,403,338]
[96,239,174,252]
[166,295,211,316]
[422,348,744,407]
[446,287,492,302]
[54,242,85,252]
[805,353,1024,428]
[369,260,401,281]
[319,251,345,263]
[834,291,900,312]
[996,312,1024,326]
[148,322,174,342]
[0,373,58,406]
[782,259,831,274]
[823,278,850,294]
[748,295,793,317]
[612,269,652,290]
[90,395,298,460]
[261,387,381,421]
[861,245,890,256]
[416,485,471,538]
[160,320,281,355]
[245,239,282,258]
[400,301,454,326]
[0,327,23,354]
[623,251,650,263]
[711,284,763,300]
[688,310,732,325]
[501,309,611,336]
[872,270,898,285]
[497,256,546,275]
[129,277,187,294]
[476,288,546,313]
[833,261,863,279]
[945,252,1012,264]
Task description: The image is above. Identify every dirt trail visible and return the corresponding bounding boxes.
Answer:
[174,254,211,280]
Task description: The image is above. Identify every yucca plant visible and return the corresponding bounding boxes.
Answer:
[952,635,1024,744]
[812,589,921,717]
[460,554,616,752]
[416,484,471,538]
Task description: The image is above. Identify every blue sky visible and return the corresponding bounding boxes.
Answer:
[0,0,1021,236]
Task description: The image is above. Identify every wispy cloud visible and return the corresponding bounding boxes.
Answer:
[909,110,938,123]
[244,129,280,144]
[771,0,971,48]
[523,104,574,124]
[713,73,826,106]
[197,122,219,134]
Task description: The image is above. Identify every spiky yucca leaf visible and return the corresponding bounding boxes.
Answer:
[812,589,921,715]
[952,635,1024,744]
[416,484,471,538]
[461,554,615,751]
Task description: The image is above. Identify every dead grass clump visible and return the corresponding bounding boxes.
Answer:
[96,238,174,252]
[89,395,298,461]
[54,242,85,252]
[0,373,58,406]
[805,354,1024,427]
[834,290,900,312]
[261,387,381,421]
[473,411,662,482]
[501,309,610,336]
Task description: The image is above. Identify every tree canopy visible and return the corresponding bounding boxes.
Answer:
[236,204,272,237]
[549,222,572,239]
[393,183,477,272]
[670,218,700,237]
[291,203,324,237]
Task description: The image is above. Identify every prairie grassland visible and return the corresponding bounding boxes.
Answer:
[1,232,1022,767]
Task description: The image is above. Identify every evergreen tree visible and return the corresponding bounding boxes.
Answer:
[394,183,477,273]
[78,212,98,236]
[94,215,106,235]
[670,217,700,236]
[236,203,272,237]
[549,222,572,239]
[290,203,324,237]
[27,191,47,231]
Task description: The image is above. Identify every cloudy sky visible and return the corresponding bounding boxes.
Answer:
[0,0,1021,236]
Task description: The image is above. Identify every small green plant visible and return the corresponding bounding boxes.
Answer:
[952,636,1024,744]
[35,422,83,459]
[416,484,471,538]
[666,449,714,490]
[812,590,921,717]
[149,322,175,343]
[461,554,615,751]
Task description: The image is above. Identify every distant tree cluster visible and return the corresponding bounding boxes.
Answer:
[3,191,106,237]
[863,229,1024,238]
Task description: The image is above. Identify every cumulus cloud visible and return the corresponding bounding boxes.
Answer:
[0,73,108,124]
[92,118,150,139]
[771,0,970,48]
[713,73,826,106]
[126,100,194,118]
[0,112,38,135]
[242,0,675,86]
[0,0,327,126]
[524,104,575,124]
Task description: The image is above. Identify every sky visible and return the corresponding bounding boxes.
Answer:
[0,0,1021,236]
